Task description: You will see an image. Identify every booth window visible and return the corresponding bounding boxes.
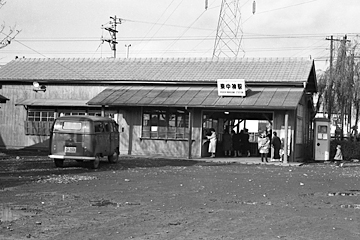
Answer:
[142,108,189,139]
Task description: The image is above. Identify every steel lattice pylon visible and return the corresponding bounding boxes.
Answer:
[212,0,243,59]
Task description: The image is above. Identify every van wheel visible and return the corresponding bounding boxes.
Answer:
[108,150,119,163]
[90,156,100,169]
[54,159,64,168]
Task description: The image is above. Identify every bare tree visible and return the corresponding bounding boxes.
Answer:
[0,1,21,49]
[352,61,360,137]
[324,37,360,140]
[313,69,328,118]
[317,36,359,139]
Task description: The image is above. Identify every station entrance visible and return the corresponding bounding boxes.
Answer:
[202,110,273,158]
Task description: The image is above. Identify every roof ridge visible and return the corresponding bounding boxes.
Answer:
[11,57,314,64]
[10,57,312,64]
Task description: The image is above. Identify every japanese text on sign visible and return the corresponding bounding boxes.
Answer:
[217,79,246,97]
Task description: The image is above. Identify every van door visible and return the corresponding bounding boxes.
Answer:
[94,121,110,156]
[110,121,120,153]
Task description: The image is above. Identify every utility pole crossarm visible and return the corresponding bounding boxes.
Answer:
[102,15,122,58]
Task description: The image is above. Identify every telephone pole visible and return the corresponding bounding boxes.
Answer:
[102,16,122,58]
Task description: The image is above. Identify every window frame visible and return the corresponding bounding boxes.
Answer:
[24,106,114,136]
[141,107,189,140]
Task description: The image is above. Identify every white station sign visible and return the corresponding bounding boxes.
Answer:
[217,79,246,97]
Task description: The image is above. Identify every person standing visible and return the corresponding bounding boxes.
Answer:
[222,129,232,157]
[207,128,217,158]
[258,132,270,162]
[334,144,343,167]
[231,130,241,157]
[238,130,245,156]
[272,131,281,161]
[242,128,251,157]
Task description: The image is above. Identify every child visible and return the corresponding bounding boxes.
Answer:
[334,145,343,167]
[258,132,270,162]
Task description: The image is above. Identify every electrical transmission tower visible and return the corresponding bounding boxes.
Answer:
[213,0,243,59]
[102,16,122,58]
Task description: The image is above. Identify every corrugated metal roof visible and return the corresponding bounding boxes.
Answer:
[15,99,100,107]
[0,58,316,87]
[87,86,304,109]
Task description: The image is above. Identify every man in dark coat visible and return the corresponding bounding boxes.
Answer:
[272,131,281,161]
[241,128,250,157]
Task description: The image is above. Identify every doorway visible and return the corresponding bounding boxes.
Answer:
[201,110,273,157]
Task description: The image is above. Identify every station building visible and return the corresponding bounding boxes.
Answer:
[0,57,317,162]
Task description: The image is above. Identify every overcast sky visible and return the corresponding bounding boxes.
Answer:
[0,0,359,70]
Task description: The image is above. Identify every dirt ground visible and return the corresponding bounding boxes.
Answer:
[1,150,360,240]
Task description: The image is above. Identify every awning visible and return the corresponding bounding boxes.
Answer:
[0,94,9,103]
[87,86,304,110]
[15,99,100,107]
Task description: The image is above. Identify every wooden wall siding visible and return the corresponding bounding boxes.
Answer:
[191,110,203,158]
[293,95,314,162]
[0,84,107,149]
[24,121,53,135]
[118,109,131,155]
[135,139,192,158]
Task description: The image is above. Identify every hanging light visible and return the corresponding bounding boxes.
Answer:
[32,81,46,92]
[252,1,256,14]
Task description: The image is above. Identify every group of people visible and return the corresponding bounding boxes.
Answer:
[206,128,251,158]
[206,127,282,161]
[222,128,251,157]
[257,131,281,162]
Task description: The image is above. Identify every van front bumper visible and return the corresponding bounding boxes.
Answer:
[48,155,96,160]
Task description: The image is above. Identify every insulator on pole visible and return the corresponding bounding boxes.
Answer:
[205,0,208,10]
[252,1,256,14]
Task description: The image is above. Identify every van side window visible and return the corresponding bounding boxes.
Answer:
[94,122,104,133]
[104,122,111,132]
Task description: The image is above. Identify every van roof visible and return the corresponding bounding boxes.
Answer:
[55,115,115,122]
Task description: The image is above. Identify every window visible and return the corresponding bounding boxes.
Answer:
[27,109,55,122]
[59,111,86,116]
[202,113,219,138]
[94,122,105,133]
[142,108,189,139]
[24,107,107,136]
[25,109,55,136]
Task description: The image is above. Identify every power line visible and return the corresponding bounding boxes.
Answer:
[134,0,186,56]
[161,9,207,57]
[135,0,177,52]
[9,39,97,80]
[256,0,321,15]
[12,34,354,42]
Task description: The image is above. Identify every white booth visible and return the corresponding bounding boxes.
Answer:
[314,118,331,161]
